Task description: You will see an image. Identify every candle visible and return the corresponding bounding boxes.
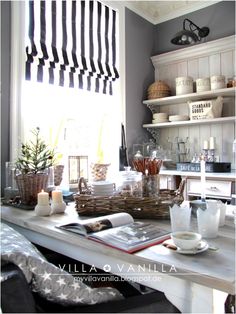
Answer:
[35,190,51,216]
[209,137,215,150]
[37,190,49,206]
[52,189,63,204]
[200,158,206,201]
[51,189,66,214]
[203,140,209,150]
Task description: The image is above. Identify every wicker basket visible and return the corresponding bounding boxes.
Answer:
[15,173,48,206]
[147,80,171,99]
[91,163,110,181]
[75,180,185,219]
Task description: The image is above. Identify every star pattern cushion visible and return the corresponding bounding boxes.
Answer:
[0,223,123,306]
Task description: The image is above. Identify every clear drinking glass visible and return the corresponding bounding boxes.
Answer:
[4,162,19,201]
[197,200,220,238]
[169,204,191,232]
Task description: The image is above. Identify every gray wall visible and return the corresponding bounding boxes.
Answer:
[154,1,235,54]
[1,2,235,191]
[124,1,235,161]
[1,1,11,196]
[125,8,154,160]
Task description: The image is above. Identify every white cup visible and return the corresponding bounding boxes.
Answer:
[169,204,191,232]
[197,200,220,238]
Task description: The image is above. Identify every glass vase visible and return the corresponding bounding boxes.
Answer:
[142,174,160,198]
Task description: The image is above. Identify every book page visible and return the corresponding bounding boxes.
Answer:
[57,212,134,235]
[90,222,170,252]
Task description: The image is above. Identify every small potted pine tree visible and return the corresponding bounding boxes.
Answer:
[15,127,56,206]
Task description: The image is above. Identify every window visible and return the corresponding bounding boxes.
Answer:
[10,1,124,187]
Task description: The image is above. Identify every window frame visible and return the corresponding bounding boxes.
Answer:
[10,1,126,164]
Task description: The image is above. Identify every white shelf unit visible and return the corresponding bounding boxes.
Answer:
[143,87,235,107]
[142,35,235,169]
[143,87,235,128]
[143,116,235,129]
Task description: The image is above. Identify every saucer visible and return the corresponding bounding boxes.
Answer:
[176,240,209,255]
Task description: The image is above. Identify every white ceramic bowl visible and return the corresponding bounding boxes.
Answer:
[171,231,202,250]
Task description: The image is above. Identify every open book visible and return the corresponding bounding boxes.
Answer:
[57,213,170,253]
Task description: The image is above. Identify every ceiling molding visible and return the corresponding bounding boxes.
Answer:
[124,1,223,25]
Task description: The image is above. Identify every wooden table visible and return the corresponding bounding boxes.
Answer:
[1,204,235,313]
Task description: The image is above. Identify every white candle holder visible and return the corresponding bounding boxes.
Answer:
[208,149,215,162]
[203,149,209,161]
[35,204,52,216]
[51,201,66,214]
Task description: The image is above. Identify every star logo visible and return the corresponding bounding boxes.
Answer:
[43,287,51,295]
[74,296,84,303]
[103,264,111,272]
[58,293,68,300]
[41,271,52,281]
[10,244,20,248]
[56,277,66,286]
[109,291,117,296]
[1,239,9,244]
[31,266,37,273]
[71,281,80,289]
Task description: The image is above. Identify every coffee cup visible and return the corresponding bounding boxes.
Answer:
[171,231,202,250]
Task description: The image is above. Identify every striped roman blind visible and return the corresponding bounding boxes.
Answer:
[25,0,119,95]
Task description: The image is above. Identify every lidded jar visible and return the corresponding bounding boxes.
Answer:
[175,76,193,95]
[117,167,142,197]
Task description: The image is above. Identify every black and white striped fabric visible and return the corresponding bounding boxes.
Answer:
[25,0,119,95]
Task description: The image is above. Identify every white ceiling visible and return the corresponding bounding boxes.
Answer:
[123,1,222,24]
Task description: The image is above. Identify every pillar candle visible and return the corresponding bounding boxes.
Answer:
[200,159,206,201]
[37,190,49,206]
[203,140,209,150]
[209,137,215,150]
[51,189,66,214]
[35,190,51,216]
[52,190,63,204]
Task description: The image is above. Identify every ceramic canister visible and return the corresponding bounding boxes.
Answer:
[196,77,210,92]
[175,77,193,95]
[210,75,226,90]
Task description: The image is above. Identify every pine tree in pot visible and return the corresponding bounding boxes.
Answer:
[15,127,56,206]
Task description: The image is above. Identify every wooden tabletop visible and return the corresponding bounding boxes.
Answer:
[1,204,235,295]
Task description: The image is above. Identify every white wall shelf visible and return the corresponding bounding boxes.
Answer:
[143,87,235,107]
[143,116,235,129]
[143,35,235,168]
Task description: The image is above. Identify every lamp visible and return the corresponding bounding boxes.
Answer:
[171,18,210,45]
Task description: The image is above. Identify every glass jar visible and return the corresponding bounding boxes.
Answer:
[117,167,142,197]
[142,174,160,197]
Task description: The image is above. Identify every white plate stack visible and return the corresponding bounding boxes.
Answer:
[169,115,189,122]
[91,181,114,196]
[152,112,168,124]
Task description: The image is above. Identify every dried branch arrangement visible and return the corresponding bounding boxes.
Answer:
[132,158,162,175]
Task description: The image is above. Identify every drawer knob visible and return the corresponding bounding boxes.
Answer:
[210,186,218,191]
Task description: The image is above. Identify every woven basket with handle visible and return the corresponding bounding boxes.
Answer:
[74,179,185,219]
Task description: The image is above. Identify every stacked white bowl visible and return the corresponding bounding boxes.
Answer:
[152,112,168,124]
[91,181,114,196]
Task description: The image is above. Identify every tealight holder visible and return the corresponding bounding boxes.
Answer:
[35,204,52,216]
[51,201,66,214]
